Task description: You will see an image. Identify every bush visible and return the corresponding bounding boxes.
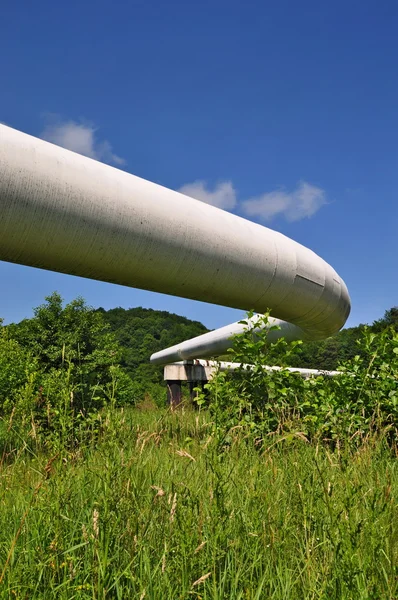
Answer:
[0,328,38,412]
[0,295,139,451]
[201,313,398,446]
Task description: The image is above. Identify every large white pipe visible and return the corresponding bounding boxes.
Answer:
[0,125,350,359]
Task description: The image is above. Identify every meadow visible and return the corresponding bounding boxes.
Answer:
[0,406,397,600]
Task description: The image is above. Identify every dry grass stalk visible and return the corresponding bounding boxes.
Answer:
[162,552,166,573]
[194,541,207,554]
[192,572,211,587]
[169,493,177,522]
[92,508,99,539]
[7,407,15,432]
[176,449,196,462]
[139,432,158,455]
[151,485,165,498]
[82,524,88,542]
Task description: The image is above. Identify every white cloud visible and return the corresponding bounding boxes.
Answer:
[41,118,126,166]
[177,179,326,222]
[242,181,326,222]
[178,180,237,210]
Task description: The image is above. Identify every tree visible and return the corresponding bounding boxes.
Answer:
[9,293,124,411]
[372,307,398,332]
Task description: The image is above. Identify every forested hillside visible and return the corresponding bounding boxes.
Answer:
[97,305,208,398]
[286,307,398,370]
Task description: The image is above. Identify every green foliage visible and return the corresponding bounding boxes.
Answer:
[202,313,398,446]
[0,294,212,450]
[277,305,398,370]
[3,294,398,453]
[1,294,138,449]
[0,294,212,448]
[4,295,209,416]
[0,328,38,411]
[372,306,398,332]
[10,292,120,385]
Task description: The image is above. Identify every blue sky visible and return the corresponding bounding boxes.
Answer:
[0,0,397,330]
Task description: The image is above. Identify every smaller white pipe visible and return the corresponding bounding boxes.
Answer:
[150,314,306,364]
[172,359,341,378]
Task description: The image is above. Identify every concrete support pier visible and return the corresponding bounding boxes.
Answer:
[166,380,183,408]
[164,361,214,408]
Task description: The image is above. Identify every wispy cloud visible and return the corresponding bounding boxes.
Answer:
[242,181,326,222]
[177,180,237,210]
[41,117,126,166]
[178,178,326,222]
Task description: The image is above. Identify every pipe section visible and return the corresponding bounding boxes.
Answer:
[0,125,350,359]
[173,359,342,378]
[150,314,307,364]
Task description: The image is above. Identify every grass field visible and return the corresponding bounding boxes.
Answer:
[0,406,397,599]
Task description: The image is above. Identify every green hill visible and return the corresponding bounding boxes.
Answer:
[280,307,398,370]
[97,305,208,396]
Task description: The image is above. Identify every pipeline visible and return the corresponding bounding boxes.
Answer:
[0,124,350,363]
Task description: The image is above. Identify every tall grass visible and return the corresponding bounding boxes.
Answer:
[0,407,397,599]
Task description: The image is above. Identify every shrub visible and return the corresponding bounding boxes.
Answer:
[0,328,38,412]
[201,313,398,446]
